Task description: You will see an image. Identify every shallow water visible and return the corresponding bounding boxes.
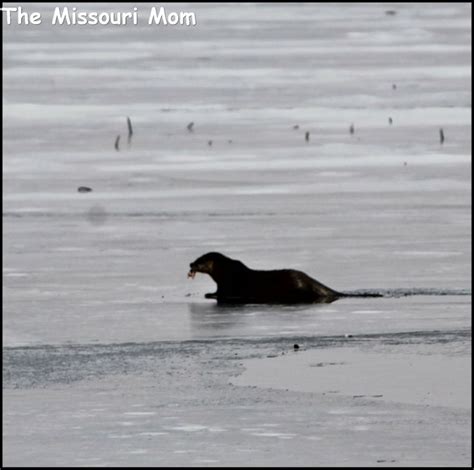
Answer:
[3,2,471,467]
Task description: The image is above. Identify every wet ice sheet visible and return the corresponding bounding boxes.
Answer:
[2,273,471,345]
[232,346,471,408]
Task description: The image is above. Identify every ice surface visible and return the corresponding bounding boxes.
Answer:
[232,345,471,408]
[3,2,471,467]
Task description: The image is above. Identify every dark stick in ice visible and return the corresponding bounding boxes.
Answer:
[127,116,133,145]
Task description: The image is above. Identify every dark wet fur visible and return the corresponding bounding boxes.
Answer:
[189,252,345,304]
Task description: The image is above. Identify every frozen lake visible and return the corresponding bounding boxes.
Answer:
[3,2,471,467]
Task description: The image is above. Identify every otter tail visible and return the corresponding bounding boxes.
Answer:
[338,290,383,298]
[338,288,470,299]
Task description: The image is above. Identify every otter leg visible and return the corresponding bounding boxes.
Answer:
[205,292,218,299]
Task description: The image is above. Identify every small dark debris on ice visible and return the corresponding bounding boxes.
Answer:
[78,186,93,193]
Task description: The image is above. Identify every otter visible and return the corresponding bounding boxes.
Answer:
[188,252,346,304]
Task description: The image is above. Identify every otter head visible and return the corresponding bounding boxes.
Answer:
[188,252,229,280]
